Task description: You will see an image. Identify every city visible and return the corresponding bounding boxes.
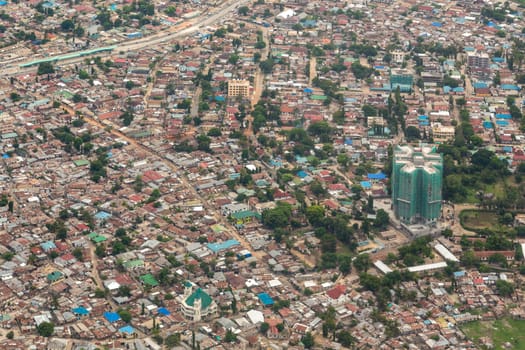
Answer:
[0,0,523,349]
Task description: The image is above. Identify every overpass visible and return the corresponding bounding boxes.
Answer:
[19,46,117,68]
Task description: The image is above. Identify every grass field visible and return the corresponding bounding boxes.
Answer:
[460,210,502,231]
[461,318,525,349]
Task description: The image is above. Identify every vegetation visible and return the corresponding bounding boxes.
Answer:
[461,318,525,349]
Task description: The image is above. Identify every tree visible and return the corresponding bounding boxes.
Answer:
[339,255,352,275]
[373,209,389,230]
[337,330,355,347]
[37,62,54,75]
[302,332,315,348]
[207,127,222,137]
[224,329,237,342]
[60,19,74,31]
[238,6,249,15]
[305,205,325,226]
[6,331,13,339]
[118,309,132,323]
[120,110,134,126]
[260,322,270,334]
[495,279,514,297]
[405,126,421,140]
[353,253,371,272]
[37,322,54,337]
[165,333,181,347]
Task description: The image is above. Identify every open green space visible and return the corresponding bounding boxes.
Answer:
[461,318,525,349]
[459,210,502,232]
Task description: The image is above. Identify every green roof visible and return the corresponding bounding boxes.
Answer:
[47,271,63,282]
[310,95,327,100]
[123,259,144,269]
[88,232,107,243]
[231,210,261,220]
[73,159,90,167]
[185,288,212,309]
[140,273,159,287]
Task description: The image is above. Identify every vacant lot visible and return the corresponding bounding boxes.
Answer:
[461,318,525,349]
[460,210,502,231]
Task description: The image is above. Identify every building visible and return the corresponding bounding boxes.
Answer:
[467,51,490,70]
[391,145,443,224]
[179,282,217,322]
[390,69,413,92]
[431,123,455,143]
[391,51,405,64]
[228,80,250,98]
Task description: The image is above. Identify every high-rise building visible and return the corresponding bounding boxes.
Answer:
[228,79,250,98]
[392,145,443,225]
[467,51,490,70]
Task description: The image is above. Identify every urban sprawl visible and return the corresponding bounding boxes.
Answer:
[0,0,524,349]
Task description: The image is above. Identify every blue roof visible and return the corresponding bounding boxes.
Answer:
[367,172,386,180]
[418,115,428,120]
[41,241,57,252]
[258,292,274,306]
[496,120,509,126]
[104,312,120,323]
[473,82,488,89]
[157,307,171,316]
[453,271,466,278]
[344,138,353,145]
[419,121,429,126]
[95,211,112,220]
[487,21,496,27]
[119,325,134,334]
[2,154,9,159]
[215,96,225,102]
[432,22,442,27]
[501,84,520,91]
[304,88,313,93]
[483,121,493,129]
[72,307,89,315]
[207,239,240,253]
[360,181,372,189]
[452,87,464,92]
[295,156,308,163]
[0,1,7,5]
[443,86,451,94]
[493,57,504,63]
[503,146,513,153]
[496,113,511,119]
[297,170,308,178]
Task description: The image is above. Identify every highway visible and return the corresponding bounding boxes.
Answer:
[3,0,249,76]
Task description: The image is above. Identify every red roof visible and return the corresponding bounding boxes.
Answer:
[326,285,346,300]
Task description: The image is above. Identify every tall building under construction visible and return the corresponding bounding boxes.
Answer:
[392,145,443,225]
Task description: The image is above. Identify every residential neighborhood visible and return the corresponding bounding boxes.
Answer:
[0,0,523,349]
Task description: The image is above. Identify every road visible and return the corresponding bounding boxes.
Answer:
[3,0,250,76]
[309,56,316,85]
[61,104,266,263]
[244,25,270,137]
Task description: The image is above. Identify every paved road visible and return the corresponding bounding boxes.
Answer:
[4,0,249,76]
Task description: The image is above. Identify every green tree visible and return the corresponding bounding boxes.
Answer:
[353,253,371,272]
[495,279,514,297]
[118,309,132,323]
[224,329,237,342]
[238,6,249,15]
[305,205,325,226]
[302,332,315,348]
[37,62,55,75]
[373,209,389,230]
[260,322,270,334]
[165,333,181,347]
[37,322,54,337]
